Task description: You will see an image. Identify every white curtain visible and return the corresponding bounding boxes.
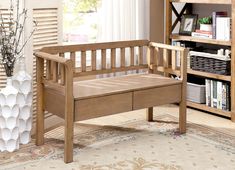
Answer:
[97,0,150,42]
[96,0,149,77]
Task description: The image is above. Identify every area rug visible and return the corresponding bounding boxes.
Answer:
[0,114,235,170]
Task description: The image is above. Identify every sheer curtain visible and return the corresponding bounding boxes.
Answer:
[97,0,149,77]
[97,0,150,41]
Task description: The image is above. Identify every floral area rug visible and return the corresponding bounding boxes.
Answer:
[0,114,235,170]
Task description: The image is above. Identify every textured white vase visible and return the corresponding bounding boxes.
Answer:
[0,77,20,152]
[13,58,33,145]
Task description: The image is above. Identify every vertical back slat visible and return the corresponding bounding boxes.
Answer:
[92,50,97,71]
[60,64,65,85]
[163,48,169,77]
[147,46,154,73]
[58,53,65,76]
[171,50,177,70]
[46,60,51,80]
[139,46,143,65]
[101,49,106,69]
[81,51,86,72]
[154,47,159,68]
[111,48,116,68]
[130,47,135,66]
[52,61,58,82]
[163,49,169,68]
[121,48,125,67]
[70,52,76,69]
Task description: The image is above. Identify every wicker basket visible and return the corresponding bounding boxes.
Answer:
[190,51,231,75]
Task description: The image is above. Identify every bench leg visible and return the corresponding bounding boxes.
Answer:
[179,100,186,134]
[146,107,153,122]
[64,101,74,163]
[36,85,44,145]
[36,58,45,146]
[36,102,44,146]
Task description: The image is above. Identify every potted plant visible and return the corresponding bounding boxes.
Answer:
[0,0,36,152]
[198,16,212,32]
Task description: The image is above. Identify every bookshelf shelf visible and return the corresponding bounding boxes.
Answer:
[170,34,231,46]
[166,0,235,121]
[170,0,231,4]
[187,101,231,118]
[187,69,231,81]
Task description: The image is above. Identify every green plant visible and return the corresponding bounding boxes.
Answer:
[198,16,212,24]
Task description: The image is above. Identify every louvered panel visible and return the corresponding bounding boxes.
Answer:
[34,37,58,43]
[34,29,58,35]
[33,32,58,39]
[0,66,7,90]
[32,8,59,122]
[0,8,11,90]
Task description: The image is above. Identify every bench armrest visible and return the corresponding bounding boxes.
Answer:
[147,42,188,80]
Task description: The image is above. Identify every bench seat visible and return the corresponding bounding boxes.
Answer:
[45,73,182,121]
[74,73,181,99]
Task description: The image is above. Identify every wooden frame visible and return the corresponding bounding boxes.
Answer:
[166,0,235,121]
[34,40,188,163]
[179,14,198,35]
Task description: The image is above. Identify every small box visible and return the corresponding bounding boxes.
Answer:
[187,82,206,104]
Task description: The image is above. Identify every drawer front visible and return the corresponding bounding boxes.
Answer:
[75,92,132,121]
[133,84,182,110]
[44,88,65,119]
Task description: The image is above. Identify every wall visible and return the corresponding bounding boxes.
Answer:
[149,0,164,43]
[193,4,231,18]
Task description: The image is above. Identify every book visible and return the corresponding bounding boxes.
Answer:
[226,84,230,111]
[222,82,227,110]
[195,29,212,35]
[191,32,212,39]
[172,41,181,67]
[217,81,222,109]
[216,17,231,41]
[212,80,218,108]
[205,79,211,107]
[212,11,228,39]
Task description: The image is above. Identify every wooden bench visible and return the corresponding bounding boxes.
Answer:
[34,40,188,163]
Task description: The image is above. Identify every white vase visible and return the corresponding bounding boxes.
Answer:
[200,24,212,32]
[0,77,20,152]
[12,58,33,145]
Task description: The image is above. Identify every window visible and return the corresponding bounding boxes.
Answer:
[63,0,101,44]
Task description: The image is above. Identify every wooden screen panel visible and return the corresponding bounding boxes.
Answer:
[32,8,59,122]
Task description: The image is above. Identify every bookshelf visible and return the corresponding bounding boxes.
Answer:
[170,34,231,46]
[166,0,235,121]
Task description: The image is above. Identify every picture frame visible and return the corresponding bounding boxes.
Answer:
[179,14,198,36]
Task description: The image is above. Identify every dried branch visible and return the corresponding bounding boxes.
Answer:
[0,0,36,77]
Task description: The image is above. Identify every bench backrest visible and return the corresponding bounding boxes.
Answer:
[40,40,150,77]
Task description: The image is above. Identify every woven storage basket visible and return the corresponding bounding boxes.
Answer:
[190,51,231,75]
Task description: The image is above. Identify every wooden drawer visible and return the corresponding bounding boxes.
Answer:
[133,84,182,110]
[75,92,132,121]
[44,88,65,119]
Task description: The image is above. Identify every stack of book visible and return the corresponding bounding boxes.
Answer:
[212,11,227,39]
[192,29,212,39]
[205,79,230,111]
